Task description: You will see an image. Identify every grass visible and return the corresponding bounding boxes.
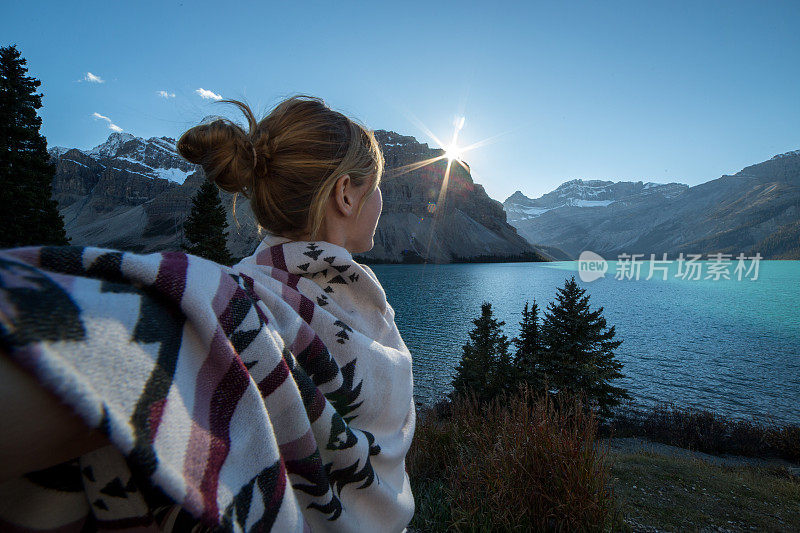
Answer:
[608,449,800,531]
[407,392,800,531]
[407,387,621,532]
[605,403,800,463]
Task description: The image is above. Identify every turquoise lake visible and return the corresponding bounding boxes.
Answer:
[371,260,800,425]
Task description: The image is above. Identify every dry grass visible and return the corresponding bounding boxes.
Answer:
[407,394,800,531]
[607,403,800,463]
[609,450,800,531]
[407,388,621,531]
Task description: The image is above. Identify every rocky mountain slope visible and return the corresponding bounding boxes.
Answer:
[49,130,550,262]
[505,180,688,225]
[367,131,552,262]
[504,150,800,260]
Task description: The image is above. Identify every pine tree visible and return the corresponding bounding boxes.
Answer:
[450,302,511,402]
[0,44,68,247]
[182,180,233,265]
[513,300,546,390]
[492,340,515,399]
[540,276,629,416]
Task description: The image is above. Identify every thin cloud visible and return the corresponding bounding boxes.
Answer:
[83,72,105,83]
[195,88,222,101]
[92,112,123,133]
[157,90,176,99]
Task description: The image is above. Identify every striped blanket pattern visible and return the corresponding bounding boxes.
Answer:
[0,236,415,531]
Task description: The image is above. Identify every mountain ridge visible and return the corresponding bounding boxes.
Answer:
[503,150,800,260]
[48,130,556,262]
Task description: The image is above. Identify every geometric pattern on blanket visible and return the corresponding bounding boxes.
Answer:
[0,236,415,532]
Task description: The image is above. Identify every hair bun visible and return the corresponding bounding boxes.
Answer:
[177,118,255,195]
[250,130,272,172]
[176,95,383,241]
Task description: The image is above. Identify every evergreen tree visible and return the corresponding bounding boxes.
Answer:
[450,302,511,402]
[492,341,516,399]
[540,276,629,416]
[182,180,233,265]
[513,300,546,390]
[0,44,68,247]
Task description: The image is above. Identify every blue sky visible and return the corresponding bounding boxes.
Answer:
[2,0,799,201]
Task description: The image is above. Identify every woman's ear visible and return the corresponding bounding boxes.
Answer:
[332,174,355,217]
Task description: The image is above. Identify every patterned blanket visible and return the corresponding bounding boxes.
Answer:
[0,235,415,532]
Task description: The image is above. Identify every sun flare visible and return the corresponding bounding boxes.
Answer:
[396,110,507,260]
[444,143,462,161]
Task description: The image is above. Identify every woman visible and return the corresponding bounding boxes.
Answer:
[0,96,415,531]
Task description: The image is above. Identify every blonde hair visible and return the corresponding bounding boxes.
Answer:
[177,95,384,240]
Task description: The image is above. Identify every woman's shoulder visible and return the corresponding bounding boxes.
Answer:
[356,262,379,283]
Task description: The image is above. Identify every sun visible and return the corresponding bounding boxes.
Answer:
[444,143,462,161]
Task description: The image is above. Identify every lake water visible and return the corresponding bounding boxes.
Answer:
[371,260,800,425]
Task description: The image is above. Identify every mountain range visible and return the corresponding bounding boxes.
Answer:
[49,131,554,262]
[49,131,800,262]
[503,150,800,260]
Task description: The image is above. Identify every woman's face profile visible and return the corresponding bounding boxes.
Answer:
[350,184,382,254]
[321,173,383,254]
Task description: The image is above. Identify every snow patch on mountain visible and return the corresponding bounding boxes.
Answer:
[114,152,195,184]
[569,199,615,207]
[147,137,179,155]
[116,156,150,166]
[152,167,196,184]
[517,206,552,216]
[62,158,88,168]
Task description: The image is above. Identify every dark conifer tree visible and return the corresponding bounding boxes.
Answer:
[492,338,516,399]
[450,302,511,402]
[513,300,545,390]
[182,180,233,265]
[540,276,629,416]
[0,44,68,247]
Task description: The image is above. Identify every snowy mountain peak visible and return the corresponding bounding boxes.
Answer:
[771,149,800,160]
[504,179,689,224]
[52,132,198,184]
[554,179,615,198]
[87,132,136,158]
[47,146,71,158]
